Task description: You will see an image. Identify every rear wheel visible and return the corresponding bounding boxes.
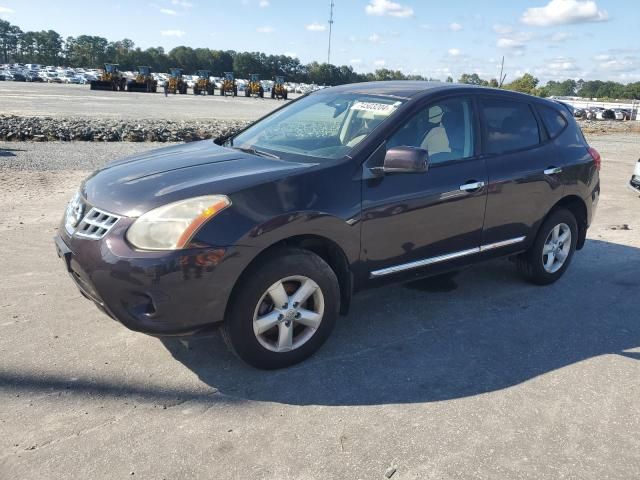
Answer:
[517,208,578,285]
[222,248,339,369]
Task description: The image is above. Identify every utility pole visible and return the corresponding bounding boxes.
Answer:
[498,56,507,87]
[327,0,335,65]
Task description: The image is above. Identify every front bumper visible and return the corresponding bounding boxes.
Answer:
[54,222,256,335]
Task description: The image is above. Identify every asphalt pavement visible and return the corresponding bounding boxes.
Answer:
[0,133,639,479]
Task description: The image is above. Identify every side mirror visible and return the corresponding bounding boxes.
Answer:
[383,146,429,174]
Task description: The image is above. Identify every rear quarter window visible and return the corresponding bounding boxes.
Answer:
[537,104,568,139]
[480,98,541,155]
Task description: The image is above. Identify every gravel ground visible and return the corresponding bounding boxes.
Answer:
[0,115,249,142]
[0,142,162,170]
[0,134,639,479]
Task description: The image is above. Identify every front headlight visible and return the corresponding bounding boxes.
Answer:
[126,195,231,250]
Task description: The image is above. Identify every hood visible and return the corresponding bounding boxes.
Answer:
[81,140,310,216]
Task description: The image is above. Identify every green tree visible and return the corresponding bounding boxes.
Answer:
[504,73,539,95]
[458,73,488,86]
[0,20,22,63]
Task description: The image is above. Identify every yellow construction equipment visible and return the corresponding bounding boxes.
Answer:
[271,75,288,100]
[220,72,237,97]
[245,73,264,98]
[127,66,157,93]
[193,70,215,95]
[90,63,126,91]
[167,68,188,94]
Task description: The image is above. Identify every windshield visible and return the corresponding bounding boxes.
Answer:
[231,92,405,160]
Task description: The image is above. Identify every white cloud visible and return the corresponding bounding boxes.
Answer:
[492,24,514,35]
[365,0,413,18]
[259,0,269,7]
[171,0,192,6]
[160,8,178,15]
[497,38,524,49]
[350,58,363,65]
[374,59,387,66]
[256,26,275,33]
[549,31,571,42]
[547,56,578,71]
[449,22,463,32]
[0,6,14,14]
[448,48,462,56]
[306,22,327,32]
[496,31,533,49]
[368,33,383,43]
[283,51,297,58]
[521,0,608,27]
[160,29,186,37]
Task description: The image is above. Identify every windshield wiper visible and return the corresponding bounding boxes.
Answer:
[232,146,280,160]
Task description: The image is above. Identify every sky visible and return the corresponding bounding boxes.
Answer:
[1,0,639,83]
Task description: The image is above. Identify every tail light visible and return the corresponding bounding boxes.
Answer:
[588,147,601,171]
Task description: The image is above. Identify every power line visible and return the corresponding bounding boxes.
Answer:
[327,0,334,64]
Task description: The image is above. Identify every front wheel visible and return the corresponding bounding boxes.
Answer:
[222,248,339,369]
[517,208,578,285]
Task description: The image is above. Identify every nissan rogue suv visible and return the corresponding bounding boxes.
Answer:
[55,82,601,369]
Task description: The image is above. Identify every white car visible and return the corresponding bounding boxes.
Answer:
[630,159,640,196]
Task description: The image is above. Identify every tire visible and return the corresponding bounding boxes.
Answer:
[245,89,250,97]
[222,248,340,369]
[517,208,578,285]
[259,87,264,98]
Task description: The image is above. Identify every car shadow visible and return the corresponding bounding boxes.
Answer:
[160,239,640,406]
[0,147,25,157]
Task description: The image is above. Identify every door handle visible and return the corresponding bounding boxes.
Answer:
[544,167,563,175]
[459,181,485,192]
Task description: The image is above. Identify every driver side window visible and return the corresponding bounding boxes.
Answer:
[388,97,475,165]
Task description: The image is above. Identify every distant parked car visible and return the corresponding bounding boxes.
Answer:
[573,108,586,118]
[0,71,6,81]
[613,109,631,121]
[630,159,640,196]
[12,72,26,81]
[26,73,43,82]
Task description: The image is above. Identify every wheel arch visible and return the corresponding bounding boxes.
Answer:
[224,234,354,324]
[547,195,588,250]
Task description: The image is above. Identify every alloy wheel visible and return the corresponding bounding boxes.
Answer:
[252,276,325,353]
[542,223,572,273]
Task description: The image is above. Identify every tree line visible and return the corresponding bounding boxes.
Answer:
[450,72,640,100]
[1,19,639,98]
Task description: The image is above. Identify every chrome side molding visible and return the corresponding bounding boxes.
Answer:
[370,236,526,278]
[480,236,526,252]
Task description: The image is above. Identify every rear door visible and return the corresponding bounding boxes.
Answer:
[479,96,565,249]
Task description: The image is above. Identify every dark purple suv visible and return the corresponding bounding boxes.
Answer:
[55,82,601,369]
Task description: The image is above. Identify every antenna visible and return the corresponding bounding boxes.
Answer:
[328,0,335,64]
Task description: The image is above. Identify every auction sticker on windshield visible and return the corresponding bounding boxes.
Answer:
[350,101,402,114]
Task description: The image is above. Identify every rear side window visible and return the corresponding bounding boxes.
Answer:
[537,104,568,139]
[480,98,540,155]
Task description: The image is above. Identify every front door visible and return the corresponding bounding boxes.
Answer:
[361,96,488,279]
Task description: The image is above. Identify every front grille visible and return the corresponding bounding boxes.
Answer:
[74,207,121,240]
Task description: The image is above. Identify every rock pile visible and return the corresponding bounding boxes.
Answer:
[0,115,250,142]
